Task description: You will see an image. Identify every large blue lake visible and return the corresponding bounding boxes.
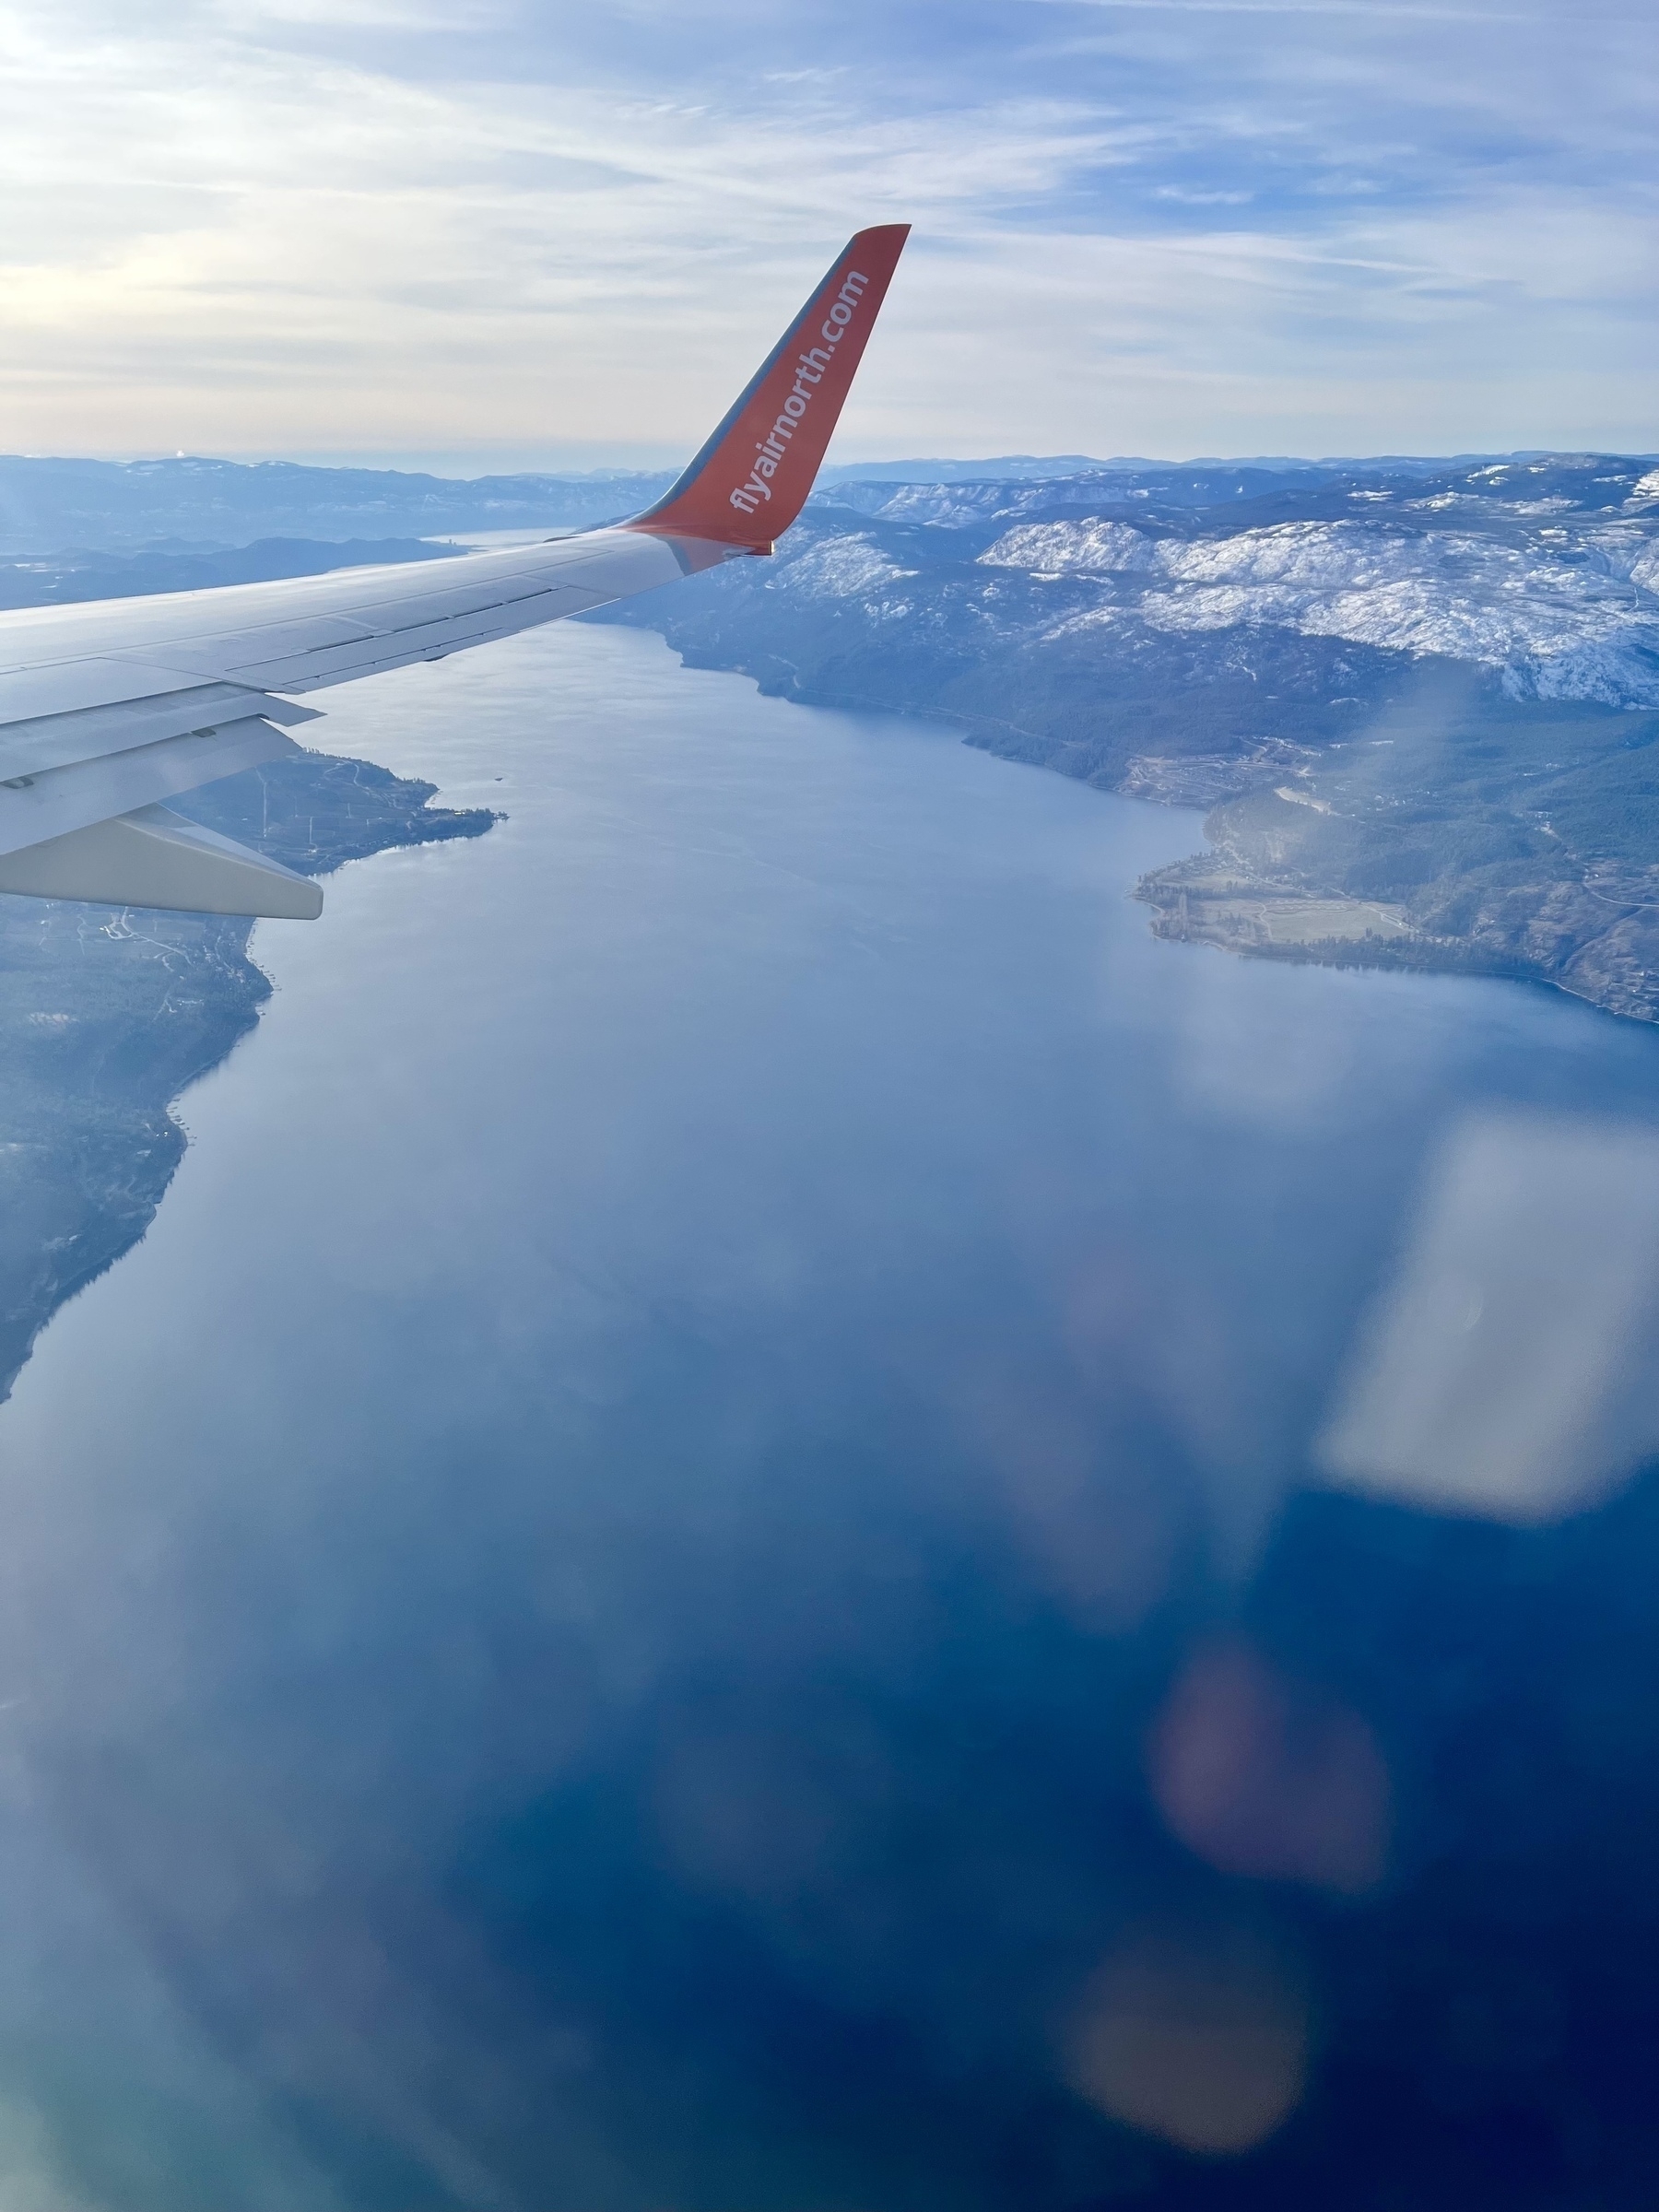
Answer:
[6,623,1659,2209]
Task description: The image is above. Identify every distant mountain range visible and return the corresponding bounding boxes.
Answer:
[0,455,676,555]
[4,446,1653,557]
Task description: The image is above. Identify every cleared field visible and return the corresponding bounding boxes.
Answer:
[1147,881,1418,951]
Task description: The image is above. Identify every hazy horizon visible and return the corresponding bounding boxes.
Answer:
[6,444,1657,480]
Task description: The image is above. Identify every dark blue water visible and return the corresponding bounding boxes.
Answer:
[6,623,1659,2208]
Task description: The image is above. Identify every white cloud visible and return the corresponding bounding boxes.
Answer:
[0,0,1651,464]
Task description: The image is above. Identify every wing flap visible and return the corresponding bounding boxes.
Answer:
[0,718,301,858]
[0,656,253,724]
[0,803,323,919]
[0,682,322,782]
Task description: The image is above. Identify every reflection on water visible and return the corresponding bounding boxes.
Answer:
[4,624,1659,2205]
[1320,1111,1659,1524]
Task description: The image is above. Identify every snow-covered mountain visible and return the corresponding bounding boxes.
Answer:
[598,452,1659,1025]
[977,512,1659,710]
[602,453,1656,780]
[805,455,1659,711]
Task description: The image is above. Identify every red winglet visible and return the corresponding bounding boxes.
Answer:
[625,224,910,550]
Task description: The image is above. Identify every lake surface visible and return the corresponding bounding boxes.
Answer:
[6,622,1659,2209]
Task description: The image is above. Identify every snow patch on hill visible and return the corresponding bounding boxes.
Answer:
[973,516,1659,708]
[776,536,919,617]
[874,484,1015,527]
[979,521,1158,575]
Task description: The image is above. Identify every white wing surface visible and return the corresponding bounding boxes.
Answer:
[0,223,909,919]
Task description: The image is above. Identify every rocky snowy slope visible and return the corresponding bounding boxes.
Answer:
[976,502,1659,711]
[600,453,1659,1023]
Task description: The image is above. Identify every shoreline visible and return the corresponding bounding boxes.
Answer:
[598,608,1659,1034]
[0,754,497,1400]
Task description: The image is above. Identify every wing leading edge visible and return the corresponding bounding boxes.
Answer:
[0,223,910,918]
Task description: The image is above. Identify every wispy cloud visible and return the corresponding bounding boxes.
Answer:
[0,0,1650,464]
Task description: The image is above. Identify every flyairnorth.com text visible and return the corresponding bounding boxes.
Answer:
[728,269,870,517]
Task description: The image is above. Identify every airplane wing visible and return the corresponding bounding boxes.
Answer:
[0,223,910,920]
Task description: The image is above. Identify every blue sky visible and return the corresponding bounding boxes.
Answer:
[0,0,1652,466]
